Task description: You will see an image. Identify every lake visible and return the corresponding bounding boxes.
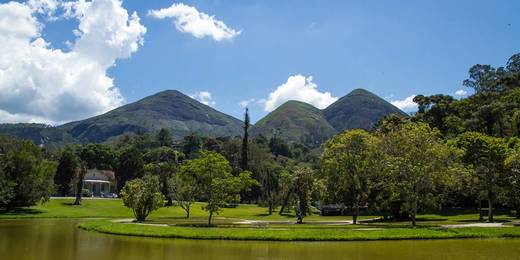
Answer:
[1,219,519,260]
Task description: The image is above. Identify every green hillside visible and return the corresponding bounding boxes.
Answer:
[0,90,243,144]
[250,101,337,147]
[59,90,243,142]
[323,88,408,131]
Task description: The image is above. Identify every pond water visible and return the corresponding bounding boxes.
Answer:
[1,219,520,260]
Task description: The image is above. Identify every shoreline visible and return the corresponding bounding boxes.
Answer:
[77,220,520,242]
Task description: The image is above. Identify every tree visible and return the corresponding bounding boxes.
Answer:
[269,136,291,157]
[463,64,502,93]
[184,151,256,225]
[143,147,181,205]
[505,150,520,218]
[182,134,202,159]
[241,108,250,171]
[115,145,144,192]
[258,163,282,215]
[321,129,378,224]
[0,136,57,209]
[278,169,296,215]
[156,128,173,147]
[173,166,200,218]
[455,132,507,222]
[293,166,314,224]
[55,147,79,196]
[74,144,116,205]
[380,123,460,226]
[120,175,164,222]
[73,164,86,205]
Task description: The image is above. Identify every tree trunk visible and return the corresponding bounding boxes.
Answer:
[186,206,190,219]
[74,167,86,205]
[268,201,273,215]
[279,190,293,215]
[411,199,417,227]
[515,204,520,219]
[478,200,484,221]
[488,198,494,223]
[166,197,173,206]
[208,211,213,226]
[353,203,359,225]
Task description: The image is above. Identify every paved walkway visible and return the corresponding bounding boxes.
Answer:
[441,223,507,228]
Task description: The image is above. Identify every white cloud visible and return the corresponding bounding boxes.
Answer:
[0,0,146,124]
[27,0,60,18]
[190,91,216,107]
[148,3,240,41]
[264,75,338,112]
[239,98,256,109]
[389,95,417,112]
[455,89,468,96]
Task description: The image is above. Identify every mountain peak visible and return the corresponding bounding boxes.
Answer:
[58,89,243,142]
[348,88,371,94]
[251,99,336,147]
[323,88,407,132]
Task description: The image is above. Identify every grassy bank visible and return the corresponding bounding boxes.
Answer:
[0,198,374,221]
[78,220,520,241]
[1,198,518,226]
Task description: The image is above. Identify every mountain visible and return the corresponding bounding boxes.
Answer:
[0,90,244,144]
[251,88,407,146]
[250,101,337,147]
[0,88,406,146]
[323,88,408,132]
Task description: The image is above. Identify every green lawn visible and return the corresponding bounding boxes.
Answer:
[0,198,374,222]
[1,198,518,226]
[78,220,520,241]
[3,198,520,241]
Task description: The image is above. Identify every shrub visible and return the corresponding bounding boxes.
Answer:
[119,175,164,222]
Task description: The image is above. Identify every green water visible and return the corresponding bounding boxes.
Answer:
[1,220,520,260]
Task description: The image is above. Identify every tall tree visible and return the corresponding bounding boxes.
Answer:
[321,129,378,224]
[455,132,508,222]
[505,149,520,218]
[293,166,314,224]
[182,134,202,159]
[183,150,256,225]
[380,123,460,226]
[0,136,57,209]
[143,147,181,206]
[173,166,200,218]
[241,108,250,171]
[55,147,79,196]
[73,144,116,205]
[156,128,173,147]
[115,145,144,192]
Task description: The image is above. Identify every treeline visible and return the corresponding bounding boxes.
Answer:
[1,53,519,225]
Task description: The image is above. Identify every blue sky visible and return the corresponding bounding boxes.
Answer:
[0,0,519,124]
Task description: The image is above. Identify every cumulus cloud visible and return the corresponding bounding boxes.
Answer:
[27,0,60,18]
[264,75,338,112]
[0,0,146,124]
[455,89,468,96]
[190,91,216,107]
[148,3,240,41]
[389,95,417,112]
[239,98,256,109]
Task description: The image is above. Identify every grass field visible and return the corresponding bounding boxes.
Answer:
[2,198,520,241]
[0,198,377,222]
[78,220,520,241]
